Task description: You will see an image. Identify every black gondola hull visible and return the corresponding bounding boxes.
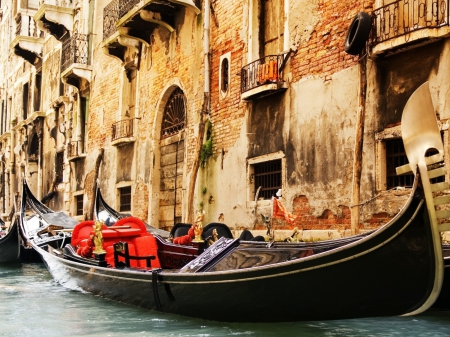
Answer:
[0,219,20,263]
[34,190,441,322]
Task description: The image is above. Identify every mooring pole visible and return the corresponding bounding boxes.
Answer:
[350,53,367,235]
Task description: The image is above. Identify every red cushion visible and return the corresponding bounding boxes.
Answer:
[105,243,137,267]
[113,217,147,232]
[113,228,142,237]
[133,235,161,268]
[100,229,119,238]
[71,221,95,247]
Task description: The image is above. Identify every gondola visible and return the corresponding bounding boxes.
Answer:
[19,181,79,262]
[94,181,170,238]
[0,216,20,262]
[27,83,449,322]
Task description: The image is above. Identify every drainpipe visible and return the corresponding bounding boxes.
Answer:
[204,0,210,108]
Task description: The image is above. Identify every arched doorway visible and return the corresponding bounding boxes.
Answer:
[159,87,186,230]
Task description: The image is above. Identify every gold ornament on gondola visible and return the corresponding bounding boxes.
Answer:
[192,210,205,242]
[93,220,106,254]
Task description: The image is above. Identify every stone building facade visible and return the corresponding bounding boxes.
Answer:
[0,0,449,240]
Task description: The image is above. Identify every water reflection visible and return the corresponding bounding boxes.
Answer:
[0,262,449,337]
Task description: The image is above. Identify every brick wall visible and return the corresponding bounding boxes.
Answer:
[290,0,374,81]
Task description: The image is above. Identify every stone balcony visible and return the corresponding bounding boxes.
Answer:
[102,0,200,63]
[10,13,44,65]
[34,0,75,40]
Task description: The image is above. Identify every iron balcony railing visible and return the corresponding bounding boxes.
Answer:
[112,118,135,141]
[241,55,285,94]
[67,140,84,158]
[103,0,140,40]
[118,0,140,18]
[103,0,120,40]
[61,33,89,72]
[371,0,450,45]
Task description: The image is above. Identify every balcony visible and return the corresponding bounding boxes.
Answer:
[67,140,86,162]
[102,0,200,62]
[10,13,44,65]
[34,0,75,40]
[60,33,91,90]
[371,0,450,55]
[241,54,288,101]
[111,118,138,146]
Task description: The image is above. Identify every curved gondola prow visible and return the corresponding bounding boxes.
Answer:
[94,180,170,238]
[399,82,446,315]
[94,180,126,226]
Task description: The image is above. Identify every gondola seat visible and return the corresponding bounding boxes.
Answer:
[133,235,161,268]
[106,242,137,267]
[170,223,192,238]
[202,223,233,240]
[71,220,95,247]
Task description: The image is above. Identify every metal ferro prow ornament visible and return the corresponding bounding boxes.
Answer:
[397,82,444,316]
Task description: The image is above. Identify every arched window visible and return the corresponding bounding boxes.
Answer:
[161,88,186,139]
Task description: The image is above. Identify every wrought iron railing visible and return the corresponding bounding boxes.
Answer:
[112,118,135,141]
[371,0,450,45]
[241,55,285,94]
[61,33,89,72]
[118,0,140,18]
[67,140,84,158]
[103,0,119,40]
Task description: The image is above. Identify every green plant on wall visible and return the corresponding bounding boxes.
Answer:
[200,119,213,168]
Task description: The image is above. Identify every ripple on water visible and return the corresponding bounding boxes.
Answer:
[1,263,450,337]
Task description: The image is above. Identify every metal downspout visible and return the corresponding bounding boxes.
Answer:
[204,0,210,106]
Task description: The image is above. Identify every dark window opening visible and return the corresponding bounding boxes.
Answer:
[55,151,64,184]
[75,194,83,216]
[119,186,132,212]
[254,159,282,200]
[221,58,229,93]
[28,133,39,162]
[22,82,29,120]
[386,138,444,189]
[34,72,41,112]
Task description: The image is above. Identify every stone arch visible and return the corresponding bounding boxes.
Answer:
[151,82,188,231]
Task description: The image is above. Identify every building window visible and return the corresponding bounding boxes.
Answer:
[75,194,83,216]
[55,151,64,184]
[119,186,132,212]
[219,53,231,98]
[261,0,285,56]
[161,87,186,139]
[22,82,29,120]
[253,159,282,200]
[386,138,444,189]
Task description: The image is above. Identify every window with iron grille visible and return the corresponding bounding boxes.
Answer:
[253,159,282,200]
[75,194,83,216]
[119,186,132,212]
[55,151,64,184]
[386,138,444,189]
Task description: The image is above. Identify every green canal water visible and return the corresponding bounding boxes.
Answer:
[1,262,450,337]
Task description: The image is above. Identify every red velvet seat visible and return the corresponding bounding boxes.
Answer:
[106,243,137,267]
[133,235,161,268]
[71,221,95,247]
